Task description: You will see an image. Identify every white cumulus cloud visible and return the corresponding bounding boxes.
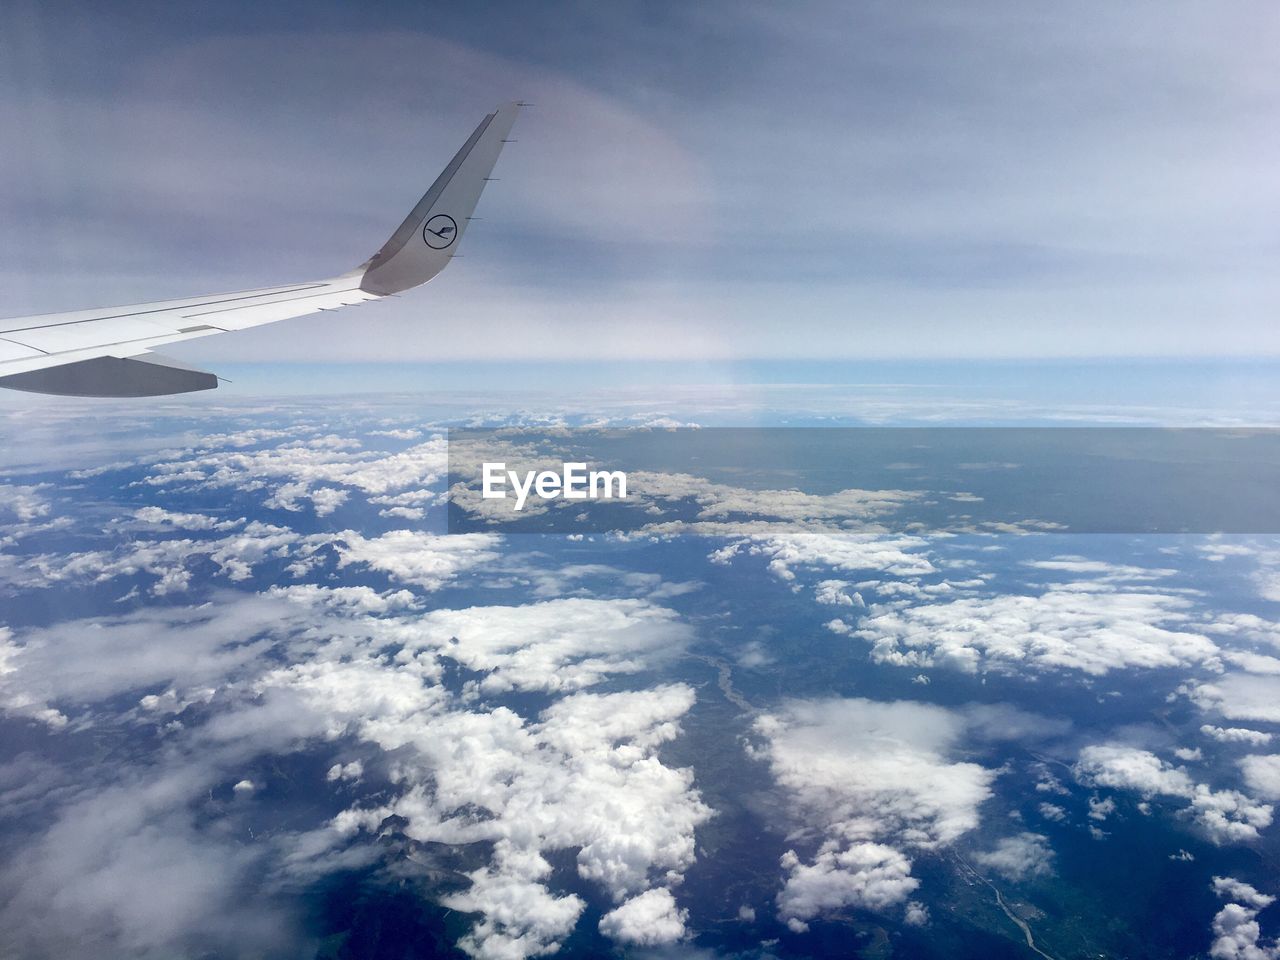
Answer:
[1239,755,1280,801]
[1210,877,1279,960]
[1202,725,1273,746]
[749,698,998,928]
[333,529,501,591]
[598,887,688,946]
[1075,745,1273,844]
[855,587,1220,676]
[974,832,1055,882]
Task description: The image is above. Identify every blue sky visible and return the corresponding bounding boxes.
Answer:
[2,0,1278,369]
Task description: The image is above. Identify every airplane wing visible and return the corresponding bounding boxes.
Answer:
[0,101,522,397]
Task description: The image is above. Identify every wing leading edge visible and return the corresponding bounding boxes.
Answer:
[0,101,522,397]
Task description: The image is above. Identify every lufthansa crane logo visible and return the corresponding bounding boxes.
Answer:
[423,214,458,249]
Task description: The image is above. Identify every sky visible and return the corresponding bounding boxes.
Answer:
[1,0,1278,369]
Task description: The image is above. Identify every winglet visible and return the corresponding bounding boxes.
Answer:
[357,102,521,295]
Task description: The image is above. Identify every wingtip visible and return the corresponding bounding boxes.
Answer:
[488,101,524,121]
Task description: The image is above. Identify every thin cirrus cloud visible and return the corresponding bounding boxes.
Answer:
[1,1,1278,365]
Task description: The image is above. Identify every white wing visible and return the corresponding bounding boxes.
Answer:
[0,102,522,397]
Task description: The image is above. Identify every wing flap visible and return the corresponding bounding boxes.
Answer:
[0,281,376,361]
[192,283,378,331]
[0,339,45,362]
[4,316,186,354]
[0,283,326,335]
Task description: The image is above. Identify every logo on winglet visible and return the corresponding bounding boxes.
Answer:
[423,214,458,249]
